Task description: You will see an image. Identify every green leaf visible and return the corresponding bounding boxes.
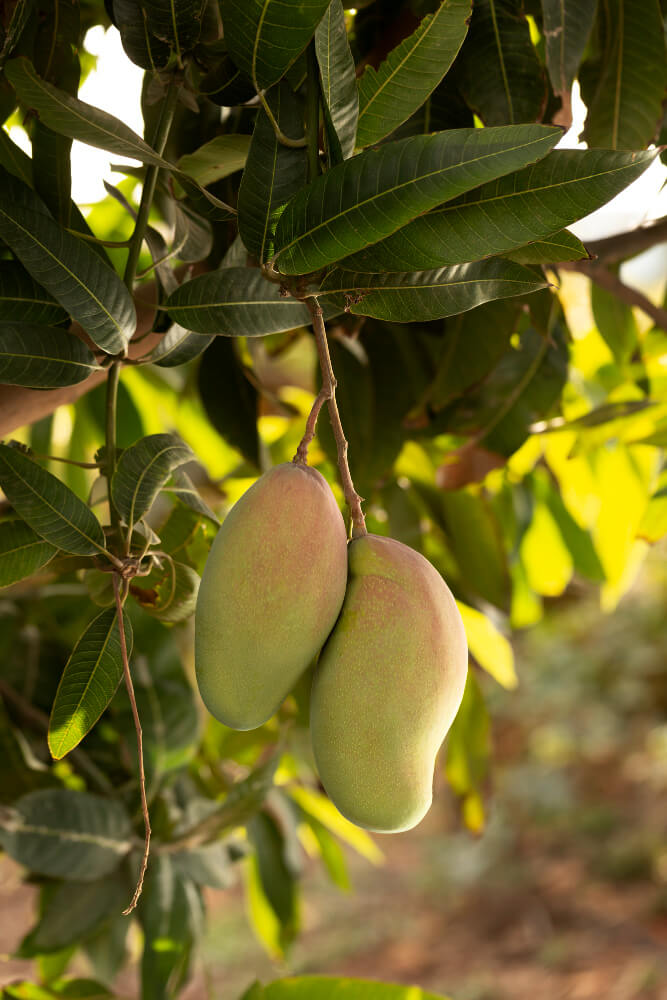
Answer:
[319,259,547,323]
[139,856,200,1000]
[638,469,667,544]
[288,785,383,865]
[591,278,638,364]
[258,978,452,1000]
[171,843,234,889]
[580,0,666,150]
[5,57,174,169]
[272,124,561,274]
[111,0,171,70]
[534,469,605,582]
[303,815,350,890]
[237,82,307,262]
[0,698,54,803]
[457,602,516,689]
[0,167,136,354]
[149,324,214,368]
[167,467,220,525]
[200,50,256,106]
[0,125,33,185]
[178,134,251,188]
[48,608,133,760]
[315,0,358,161]
[0,324,100,388]
[0,0,32,66]
[0,444,106,556]
[18,877,129,955]
[0,519,57,587]
[507,229,588,264]
[0,261,69,325]
[453,0,546,125]
[2,980,114,999]
[133,559,200,624]
[165,267,312,335]
[355,0,470,147]
[111,433,195,530]
[246,812,299,958]
[197,337,260,467]
[445,671,490,835]
[0,789,133,881]
[221,0,332,89]
[341,150,655,272]
[541,0,596,97]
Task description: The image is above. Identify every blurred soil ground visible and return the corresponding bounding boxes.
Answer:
[1,554,666,1000]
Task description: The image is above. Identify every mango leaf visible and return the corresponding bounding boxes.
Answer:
[167,467,220,525]
[139,856,201,1000]
[315,0,358,161]
[507,229,588,265]
[453,0,546,125]
[0,444,106,556]
[0,0,32,66]
[457,602,516,689]
[440,322,569,456]
[341,149,656,272]
[0,699,54,803]
[18,877,129,955]
[0,789,133,880]
[541,0,596,97]
[2,980,114,999]
[580,0,666,149]
[638,469,667,543]
[246,812,299,958]
[165,266,312,335]
[0,167,135,353]
[124,0,204,60]
[272,124,560,274]
[445,671,490,835]
[200,50,256,106]
[171,842,234,889]
[0,324,100,388]
[319,259,547,323]
[0,519,57,586]
[221,0,332,89]
[0,260,69,325]
[132,559,200,624]
[419,300,522,413]
[256,978,452,1000]
[178,134,251,188]
[149,324,214,367]
[520,497,573,597]
[533,468,605,582]
[591,278,638,364]
[0,125,33,185]
[111,433,195,530]
[288,786,383,865]
[5,57,173,169]
[197,336,260,467]
[48,608,133,761]
[355,0,470,148]
[237,82,307,262]
[111,0,171,70]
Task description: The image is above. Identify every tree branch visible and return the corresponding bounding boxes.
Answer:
[557,260,667,330]
[583,215,667,264]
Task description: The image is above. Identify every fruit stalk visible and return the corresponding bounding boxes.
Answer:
[296,296,367,538]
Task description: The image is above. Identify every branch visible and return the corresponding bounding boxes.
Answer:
[557,260,667,330]
[296,297,367,538]
[583,215,667,264]
[113,575,150,915]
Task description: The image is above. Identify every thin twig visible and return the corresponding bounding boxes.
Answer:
[113,574,151,914]
[557,260,667,330]
[584,214,667,265]
[297,297,367,538]
[29,452,101,470]
[257,87,307,148]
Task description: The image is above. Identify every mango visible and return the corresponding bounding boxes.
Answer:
[195,462,348,730]
[310,534,468,833]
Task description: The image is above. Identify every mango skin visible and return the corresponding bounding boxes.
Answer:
[195,463,348,730]
[310,534,468,833]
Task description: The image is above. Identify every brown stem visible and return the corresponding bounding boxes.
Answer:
[113,574,151,915]
[584,215,667,265]
[299,297,367,538]
[557,260,667,330]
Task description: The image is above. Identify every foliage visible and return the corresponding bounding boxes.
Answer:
[0,0,665,997]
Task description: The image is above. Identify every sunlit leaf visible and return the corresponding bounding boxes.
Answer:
[149,325,215,368]
[519,499,574,596]
[258,977,452,999]
[288,786,383,865]
[178,135,251,188]
[48,608,133,760]
[355,0,470,147]
[457,602,516,689]
[445,671,490,834]
[273,125,560,274]
[541,0,596,97]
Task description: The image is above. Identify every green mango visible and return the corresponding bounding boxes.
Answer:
[310,533,468,832]
[195,462,348,730]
